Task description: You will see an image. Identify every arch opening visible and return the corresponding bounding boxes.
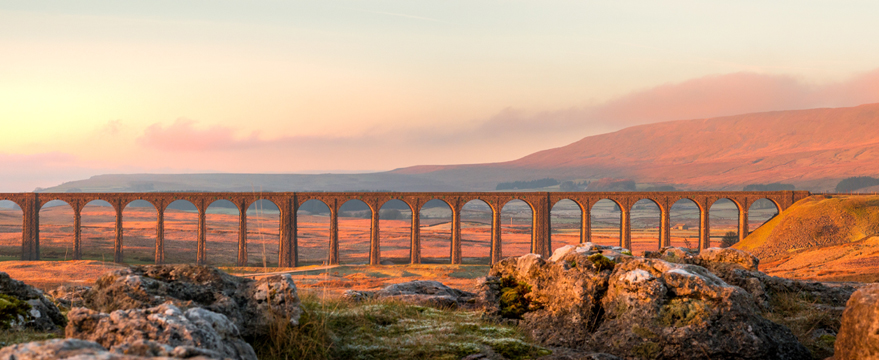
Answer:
[338,199,372,265]
[461,199,492,264]
[205,200,239,267]
[0,200,22,260]
[710,198,740,248]
[748,199,780,237]
[297,199,330,266]
[246,200,280,267]
[122,200,157,264]
[501,199,533,258]
[419,199,452,264]
[590,199,621,247]
[550,199,582,251]
[669,199,700,250]
[631,199,661,255]
[79,200,116,262]
[39,200,74,261]
[163,200,199,265]
[378,199,412,265]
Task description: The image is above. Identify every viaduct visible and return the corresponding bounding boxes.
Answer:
[0,191,812,267]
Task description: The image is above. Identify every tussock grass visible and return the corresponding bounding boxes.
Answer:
[0,329,60,347]
[763,291,841,360]
[250,293,549,360]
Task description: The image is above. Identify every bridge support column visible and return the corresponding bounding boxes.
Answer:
[369,207,380,266]
[237,200,247,266]
[328,203,339,265]
[114,205,124,263]
[491,206,502,264]
[660,209,670,248]
[621,208,631,250]
[196,206,206,266]
[156,208,165,264]
[580,202,590,244]
[410,202,421,264]
[278,198,296,268]
[699,206,710,252]
[451,206,462,264]
[21,194,39,261]
[289,197,298,267]
[739,208,749,243]
[73,207,82,260]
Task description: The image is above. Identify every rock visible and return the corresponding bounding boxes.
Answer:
[481,243,813,360]
[345,280,475,308]
[81,264,301,337]
[695,247,760,271]
[835,284,879,359]
[0,339,115,360]
[66,302,257,360]
[48,285,90,310]
[0,272,65,331]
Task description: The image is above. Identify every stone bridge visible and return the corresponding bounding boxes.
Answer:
[0,191,811,267]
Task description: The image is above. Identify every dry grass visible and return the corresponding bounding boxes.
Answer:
[762,291,841,360]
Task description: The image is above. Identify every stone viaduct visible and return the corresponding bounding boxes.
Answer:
[0,191,811,267]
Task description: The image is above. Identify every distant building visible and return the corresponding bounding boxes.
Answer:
[673,224,690,230]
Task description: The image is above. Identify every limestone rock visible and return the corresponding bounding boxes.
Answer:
[0,338,222,360]
[0,272,65,331]
[482,243,812,360]
[48,285,90,310]
[344,280,475,308]
[81,265,301,337]
[835,284,879,360]
[66,302,257,360]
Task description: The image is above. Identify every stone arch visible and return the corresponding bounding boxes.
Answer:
[246,199,281,267]
[337,199,372,264]
[669,198,701,250]
[501,199,534,258]
[709,198,741,248]
[78,199,117,262]
[590,199,623,247]
[550,198,583,251]
[748,198,781,234]
[378,199,413,265]
[38,199,74,260]
[631,198,662,254]
[122,200,159,264]
[461,199,493,264]
[418,199,453,264]
[0,200,23,260]
[163,199,199,264]
[296,199,331,266]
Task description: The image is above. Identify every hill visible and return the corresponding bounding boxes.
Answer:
[395,103,879,191]
[734,195,879,282]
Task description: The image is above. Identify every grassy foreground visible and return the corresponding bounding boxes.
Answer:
[251,294,549,360]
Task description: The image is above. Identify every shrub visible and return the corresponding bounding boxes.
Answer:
[588,253,615,272]
[721,231,738,248]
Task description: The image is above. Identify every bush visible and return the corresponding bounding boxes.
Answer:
[720,231,738,248]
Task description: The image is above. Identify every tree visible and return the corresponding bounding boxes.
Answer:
[559,181,580,191]
[721,231,738,248]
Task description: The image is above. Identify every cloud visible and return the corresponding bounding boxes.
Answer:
[137,118,261,152]
[100,119,123,135]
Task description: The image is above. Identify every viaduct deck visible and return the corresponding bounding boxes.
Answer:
[0,191,812,266]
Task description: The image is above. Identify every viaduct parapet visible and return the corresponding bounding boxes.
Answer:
[0,191,812,267]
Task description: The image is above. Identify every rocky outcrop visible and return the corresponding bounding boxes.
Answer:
[0,338,226,360]
[834,284,879,360]
[481,244,813,360]
[48,285,90,310]
[0,272,65,331]
[344,280,475,308]
[66,303,257,360]
[81,265,301,337]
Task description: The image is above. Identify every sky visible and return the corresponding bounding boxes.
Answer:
[2,0,879,191]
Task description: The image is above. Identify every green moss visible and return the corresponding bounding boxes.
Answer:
[621,250,633,256]
[588,253,615,272]
[0,294,31,329]
[499,276,534,319]
[657,298,710,327]
[631,341,661,359]
[567,259,577,268]
[632,325,659,340]
[484,338,550,360]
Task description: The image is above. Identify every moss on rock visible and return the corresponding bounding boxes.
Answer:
[588,253,616,272]
[0,294,31,329]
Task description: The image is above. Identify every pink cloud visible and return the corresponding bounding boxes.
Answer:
[137,118,261,152]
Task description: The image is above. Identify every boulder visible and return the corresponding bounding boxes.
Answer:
[835,284,879,359]
[344,280,475,308]
[81,265,301,337]
[695,247,759,271]
[0,338,221,360]
[48,285,90,310]
[481,243,813,360]
[66,302,257,360]
[0,272,65,331]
